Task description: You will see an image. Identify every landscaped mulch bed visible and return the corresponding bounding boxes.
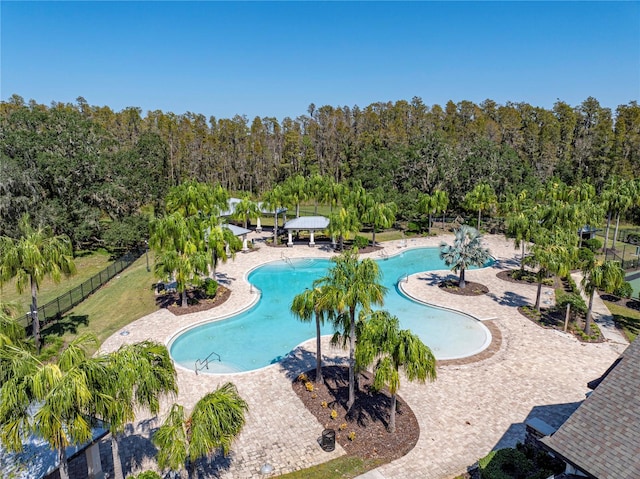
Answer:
[292,366,419,461]
[156,285,231,316]
[516,305,604,343]
[439,279,489,296]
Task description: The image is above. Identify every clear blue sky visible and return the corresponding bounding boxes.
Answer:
[2,1,639,120]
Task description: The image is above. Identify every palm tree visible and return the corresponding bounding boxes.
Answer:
[314,248,387,410]
[150,212,209,308]
[0,334,102,479]
[0,214,76,352]
[418,190,448,233]
[355,311,436,432]
[0,303,29,350]
[282,175,307,218]
[154,382,248,478]
[165,180,229,218]
[328,207,361,251]
[231,194,261,229]
[262,185,288,245]
[464,183,497,230]
[505,211,537,270]
[524,227,577,311]
[439,226,491,289]
[581,260,624,336]
[362,201,397,246]
[291,286,330,383]
[95,341,178,479]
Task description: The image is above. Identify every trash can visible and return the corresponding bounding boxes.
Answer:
[320,428,335,452]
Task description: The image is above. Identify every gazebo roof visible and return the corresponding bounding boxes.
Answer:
[222,224,251,236]
[283,216,330,230]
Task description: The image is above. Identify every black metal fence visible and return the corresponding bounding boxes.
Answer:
[22,248,143,328]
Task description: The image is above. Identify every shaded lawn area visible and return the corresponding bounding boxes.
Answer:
[603,300,640,342]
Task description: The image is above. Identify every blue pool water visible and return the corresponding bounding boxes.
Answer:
[169,248,492,373]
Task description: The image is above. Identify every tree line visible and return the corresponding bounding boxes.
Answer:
[1,94,639,249]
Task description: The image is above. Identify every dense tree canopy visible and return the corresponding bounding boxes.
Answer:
[1,95,638,249]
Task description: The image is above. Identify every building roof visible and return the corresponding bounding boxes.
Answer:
[542,339,640,479]
[222,224,251,236]
[283,216,330,231]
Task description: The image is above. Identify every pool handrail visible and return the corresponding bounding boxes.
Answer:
[195,350,222,375]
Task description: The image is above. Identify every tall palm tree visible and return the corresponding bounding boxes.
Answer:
[581,260,624,336]
[0,214,76,352]
[0,303,29,350]
[315,248,387,410]
[165,180,229,218]
[0,334,103,479]
[464,183,497,230]
[291,286,330,383]
[439,226,491,289]
[362,201,397,246]
[282,175,307,218]
[150,212,209,308]
[418,191,448,233]
[94,341,178,479]
[355,311,436,432]
[231,194,261,229]
[262,185,288,245]
[524,227,577,311]
[328,207,360,251]
[505,211,537,270]
[154,382,248,478]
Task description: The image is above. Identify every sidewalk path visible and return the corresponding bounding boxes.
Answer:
[100,233,627,479]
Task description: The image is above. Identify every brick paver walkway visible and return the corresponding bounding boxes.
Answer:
[100,233,627,479]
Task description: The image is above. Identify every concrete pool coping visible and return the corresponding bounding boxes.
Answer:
[99,233,628,479]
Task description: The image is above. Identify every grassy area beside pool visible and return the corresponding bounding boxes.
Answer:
[41,253,157,356]
[603,300,640,342]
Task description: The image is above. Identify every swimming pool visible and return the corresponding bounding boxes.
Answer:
[169,248,492,373]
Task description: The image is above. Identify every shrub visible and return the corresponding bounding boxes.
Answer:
[583,238,602,252]
[479,448,533,479]
[353,235,369,248]
[577,247,595,265]
[127,472,162,479]
[613,281,633,299]
[200,278,218,298]
[556,292,587,318]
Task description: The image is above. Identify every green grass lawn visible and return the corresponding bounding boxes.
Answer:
[274,456,384,479]
[603,301,640,342]
[0,249,113,314]
[41,253,158,356]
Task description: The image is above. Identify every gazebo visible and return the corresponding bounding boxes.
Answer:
[283,216,330,247]
[222,223,252,251]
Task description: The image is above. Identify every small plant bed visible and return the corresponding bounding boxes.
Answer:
[517,305,603,343]
[439,279,489,296]
[156,285,231,316]
[495,269,556,287]
[470,443,565,479]
[292,366,419,462]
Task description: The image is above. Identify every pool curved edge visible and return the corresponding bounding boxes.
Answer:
[397,277,493,361]
[168,249,495,375]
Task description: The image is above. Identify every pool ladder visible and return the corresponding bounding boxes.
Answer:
[398,273,409,284]
[281,252,295,268]
[195,350,221,375]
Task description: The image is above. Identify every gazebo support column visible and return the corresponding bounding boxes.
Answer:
[256,217,262,232]
[86,442,104,479]
[309,230,316,247]
[287,231,294,247]
[242,234,248,251]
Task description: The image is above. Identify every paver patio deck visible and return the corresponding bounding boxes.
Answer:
[100,232,627,479]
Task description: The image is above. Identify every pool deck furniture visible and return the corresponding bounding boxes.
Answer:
[100,233,628,479]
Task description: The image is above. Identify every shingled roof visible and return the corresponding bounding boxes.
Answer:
[542,339,640,478]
